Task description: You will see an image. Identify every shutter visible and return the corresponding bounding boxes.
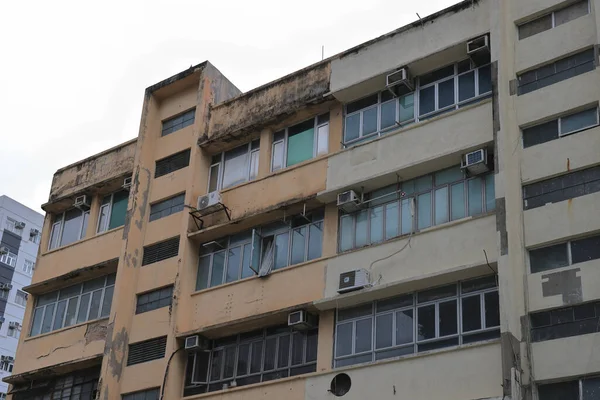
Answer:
[155,149,191,178]
[127,336,167,366]
[142,237,180,266]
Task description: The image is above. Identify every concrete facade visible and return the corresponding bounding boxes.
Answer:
[6,1,600,399]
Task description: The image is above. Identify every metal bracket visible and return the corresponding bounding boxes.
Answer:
[188,203,232,231]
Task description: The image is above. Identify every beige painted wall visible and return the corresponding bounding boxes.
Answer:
[532,333,600,381]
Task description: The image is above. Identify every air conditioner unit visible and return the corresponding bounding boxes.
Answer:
[0,284,13,291]
[122,176,133,191]
[288,310,317,331]
[29,229,40,237]
[8,322,19,329]
[185,335,210,351]
[338,269,370,294]
[337,190,362,213]
[467,35,490,66]
[0,247,7,255]
[14,222,25,230]
[461,149,490,175]
[386,67,414,97]
[197,191,222,214]
[74,195,91,211]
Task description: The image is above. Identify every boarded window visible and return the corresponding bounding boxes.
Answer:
[127,336,167,366]
[142,237,180,266]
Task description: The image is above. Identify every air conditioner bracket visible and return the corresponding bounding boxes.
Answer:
[188,203,231,230]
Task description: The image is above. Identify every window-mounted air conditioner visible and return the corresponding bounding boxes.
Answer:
[8,322,19,329]
[287,310,317,331]
[0,247,7,255]
[338,269,370,294]
[0,356,14,362]
[29,228,40,237]
[386,67,414,97]
[122,176,133,191]
[14,222,25,230]
[467,35,490,66]
[197,191,222,214]
[337,190,362,213]
[0,284,13,291]
[74,195,91,211]
[461,149,490,175]
[184,335,210,351]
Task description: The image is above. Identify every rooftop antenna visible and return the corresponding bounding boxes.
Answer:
[321,45,325,61]
[416,13,424,28]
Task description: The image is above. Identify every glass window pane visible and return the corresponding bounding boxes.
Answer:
[485,175,496,211]
[434,187,449,225]
[478,65,492,95]
[375,314,393,349]
[439,300,458,336]
[241,243,253,279]
[77,293,91,323]
[53,300,67,331]
[81,211,89,238]
[274,232,289,270]
[210,349,223,381]
[370,206,384,244]
[438,79,455,109]
[225,246,241,283]
[462,295,481,332]
[485,291,500,328]
[31,308,43,335]
[371,185,398,206]
[399,93,414,123]
[417,305,435,340]
[277,335,290,368]
[523,120,560,148]
[223,346,236,379]
[571,235,600,265]
[355,318,373,353]
[419,86,435,116]
[459,71,475,101]
[88,290,102,320]
[210,251,226,287]
[435,167,463,186]
[583,376,600,400]
[291,227,307,265]
[345,114,360,143]
[308,222,323,261]
[451,183,466,220]
[335,322,353,357]
[468,178,483,215]
[208,164,220,192]
[222,145,249,188]
[306,330,318,362]
[355,210,368,247]
[291,333,304,365]
[249,151,259,180]
[250,341,263,374]
[264,337,277,371]
[64,297,78,327]
[287,127,314,167]
[415,175,433,192]
[60,208,83,247]
[518,14,552,40]
[196,255,211,290]
[401,198,413,234]
[41,304,55,334]
[97,204,110,233]
[362,107,378,136]
[272,141,284,171]
[236,343,250,376]
[554,0,589,26]
[340,215,354,252]
[49,221,62,249]
[380,101,396,130]
[385,202,399,240]
[396,310,414,344]
[561,108,598,135]
[108,191,128,230]
[101,286,114,317]
[418,284,457,302]
[317,124,329,155]
[417,193,432,229]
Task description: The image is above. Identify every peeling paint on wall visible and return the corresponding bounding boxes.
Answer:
[496,197,508,256]
[541,268,582,305]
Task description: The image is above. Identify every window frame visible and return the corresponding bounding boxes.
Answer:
[161,108,195,137]
[208,140,260,192]
[0,251,17,267]
[517,0,591,40]
[48,208,90,250]
[97,190,129,234]
[529,233,600,273]
[271,114,329,172]
[23,259,35,275]
[15,290,28,307]
[522,106,600,148]
[4,217,22,235]
[149,193,186,222]
[135,286,174,314]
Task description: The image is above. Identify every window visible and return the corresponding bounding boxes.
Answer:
[11,366,99,400]
[22,259,34,275]
[29,228,41,244]
[0,251,17,267]
[149,193,185,222]
[7,324,19,339]
[15,290,27,306]
[196,210,324,290]
[184,325,317,396]
[518,49,596,95]
[538,375,600,400]
[339,165,495,252]
[136,286,173,314]
[127,336,167,366]
[518,0,590,40]
[208,141,260,192]
[49,208,90,250]
[0,358,13,372]
[529,233,600,273]
[155,149,191,178]
[122,388,160,400]
[4,218,23,235]
[142,236,180,266]
[523,106,599,148]
[531,300,600,342]
[30,274,115,336]
[334,276,499,367]
[271,113,329,171]
[523,165,600,210]
[162,108,195,136]
[0,288,8,300]
[97,190,129,233]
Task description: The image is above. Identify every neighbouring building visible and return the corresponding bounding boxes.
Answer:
[6,0,600,399]
[0,196,43,398]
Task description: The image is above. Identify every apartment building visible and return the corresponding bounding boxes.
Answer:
[0,196,43,398]
[6,0,600,399]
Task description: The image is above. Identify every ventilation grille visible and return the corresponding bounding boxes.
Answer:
[142,237,180,266]
[127,336,167,366]
[155,149,191,178]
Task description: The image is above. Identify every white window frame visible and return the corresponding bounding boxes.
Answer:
[271,115,329,172]
[208,140,260,192]
[22,259,34,275]
[29,229,41,244]
[49,209,89,250]
[557,106,600,138]
[4,218,23,235]
[15,290,27,307]
[0,251,17,268]
[7,324,19,339]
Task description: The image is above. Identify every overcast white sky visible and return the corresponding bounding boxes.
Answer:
[0,0,457,213]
